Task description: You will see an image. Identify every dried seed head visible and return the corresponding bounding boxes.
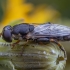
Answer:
[10,42,67,70]
[0,41,67,70]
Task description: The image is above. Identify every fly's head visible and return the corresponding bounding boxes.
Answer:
[2,25,13,42]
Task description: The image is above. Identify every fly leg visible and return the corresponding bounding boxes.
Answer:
[50,39,67,59]
[36,38,66,59]
[11,40,20,49]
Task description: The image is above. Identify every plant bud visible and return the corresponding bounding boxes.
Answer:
[10,42,67,70]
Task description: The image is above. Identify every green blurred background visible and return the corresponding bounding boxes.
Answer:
[0,0,70,22]
[0,0,70,70]
[26,0,70,19]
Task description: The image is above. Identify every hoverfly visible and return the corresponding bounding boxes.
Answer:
[1,22,69,58]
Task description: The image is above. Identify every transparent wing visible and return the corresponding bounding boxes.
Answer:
[32,23,70,37]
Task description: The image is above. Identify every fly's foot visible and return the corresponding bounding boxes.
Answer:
[11,40,20,49]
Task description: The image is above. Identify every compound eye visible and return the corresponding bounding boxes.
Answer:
[2,30,12,42]
[29,25,34,32]
[2,26,12,42]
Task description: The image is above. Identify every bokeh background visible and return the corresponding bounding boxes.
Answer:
[0,0,70,70]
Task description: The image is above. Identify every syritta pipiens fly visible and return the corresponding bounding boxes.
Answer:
[1,22,69,58]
